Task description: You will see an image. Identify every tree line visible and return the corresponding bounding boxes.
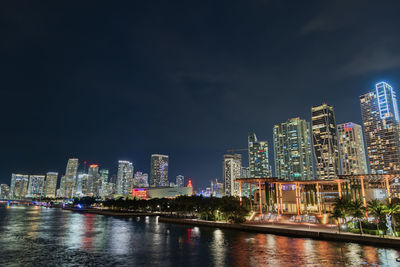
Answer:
[331,197,400,236]
[74,195,251,223]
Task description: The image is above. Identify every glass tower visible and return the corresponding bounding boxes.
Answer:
[27,175,46,198]
[45,172,58,198]
[117,160,134,194]
[223,154,242,196]
[273,117,313,180]
[10,174,29,199]
[311,103,340,179]
[360,82,400,173]
[248,133,271,178]
[150,154,169,187]
[337,123,368,175]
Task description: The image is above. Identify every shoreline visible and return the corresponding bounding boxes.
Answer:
[158,217,400,249]
[64,208,400,249]
[62,207,157,217]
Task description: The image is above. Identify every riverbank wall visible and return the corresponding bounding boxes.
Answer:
[158,217,400,249]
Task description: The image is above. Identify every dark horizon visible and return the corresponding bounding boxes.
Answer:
[1,1,400,189]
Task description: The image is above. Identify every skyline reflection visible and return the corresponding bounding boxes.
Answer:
[0,206,398,266]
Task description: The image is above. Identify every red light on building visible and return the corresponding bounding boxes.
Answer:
[132,188,147,199]
[89,164,98,168]
[187,179,193,188]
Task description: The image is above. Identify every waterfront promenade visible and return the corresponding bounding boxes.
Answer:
[158,217,400,249]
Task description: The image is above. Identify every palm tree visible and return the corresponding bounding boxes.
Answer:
[349,199,365,235]
[382,201,400,236]
[366,199,385,236]
[330,207,344,233]
[331,198,350,233]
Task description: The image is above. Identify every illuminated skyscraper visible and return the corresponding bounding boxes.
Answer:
[360,82,400,174]
[10,174,29,199]
[66,158,79,177]
[133,171,149,187]
[117,160,134,194]
[150,154,169,187]
[311,103,340,179]
[27,175,46,198]
[248,133,271,178]
[44,172,58,198]
[61,158,79,198]
[223,154,242,196]
[273,117,313,180]
[176,175,184,187]
[99,169,109,198]
[88,164,100,197]
[0,184,10,199]
[337,123,368,175]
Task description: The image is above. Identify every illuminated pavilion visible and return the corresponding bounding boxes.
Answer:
[236,174,400,217]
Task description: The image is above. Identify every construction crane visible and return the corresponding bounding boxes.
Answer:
[226,148,248,154]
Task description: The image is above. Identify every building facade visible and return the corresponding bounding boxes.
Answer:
[27,175,46,198]
[311,103,340,179]
[223,154,242,196]
[337,123,368,175]
[116,160,134,195]
[273,117,314,180]
[61,158,79,198]
[44,172,58,198]
[150,154,169,187]
[0,184,10,199]
[360,82,400,174]
[248,133,271,178]
[10,174,29,199]
[176,175,184,188]
[133,172,149,188]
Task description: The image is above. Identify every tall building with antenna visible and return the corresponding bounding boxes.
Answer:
[248,133,271,178]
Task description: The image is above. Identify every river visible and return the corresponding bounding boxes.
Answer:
[0,206,398,266]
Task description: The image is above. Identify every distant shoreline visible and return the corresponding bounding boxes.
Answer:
[63,207,400,249]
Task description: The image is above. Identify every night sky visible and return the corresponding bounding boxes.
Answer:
[1,1,400,189]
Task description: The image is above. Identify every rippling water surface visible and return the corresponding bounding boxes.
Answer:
[0,206,399,266]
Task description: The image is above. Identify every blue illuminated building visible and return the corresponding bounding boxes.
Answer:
[360,82,400,173]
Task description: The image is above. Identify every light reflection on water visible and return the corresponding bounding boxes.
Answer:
[0,206,399,267]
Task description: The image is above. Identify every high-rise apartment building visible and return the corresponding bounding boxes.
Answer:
[0,184,10,199]
[150,154,169,187]
[66,158,79,177]
[88,164,100,197]
[116,160,134,194]
[248,133,271,178]
[10,174,29,199]
[133,172,149,187]
[223,154,242,196]
[360,82,400,174]
[273,118,314,180]
[27,175,46,198]
[311,103,340,179]
[337,123,368,175]
[44,172,58,198]
[176,175,184,187]
[62,158,79,198]
[99,169,109,198]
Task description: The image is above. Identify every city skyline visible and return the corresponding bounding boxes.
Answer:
[3,81,400,190]
[2,2,400,189]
